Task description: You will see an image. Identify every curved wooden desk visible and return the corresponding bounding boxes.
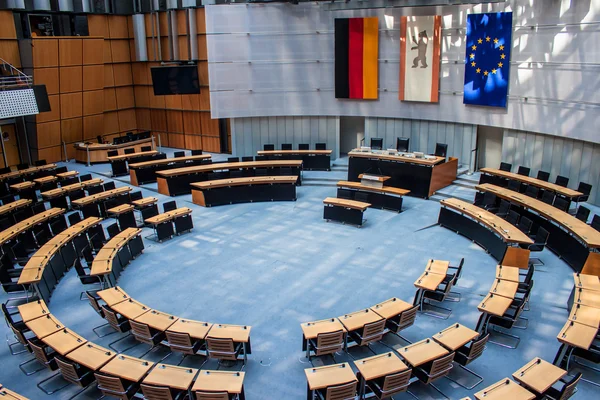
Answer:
[347,150,456,198]
[479,168,582,198]
[90,227,142,286]
[0,164,57,183]
[257,149,332,171]
[191,176,298,207]
[0,198,32,217]
[74,138,154,164]
[477,183,600,271]
[128,154,211,186]
[0,207,64,248]
[156,160,303,196]
[41,178,104,200]
[71,187,132,208]
[107,150,165,178]
[337,180,410,213]
[439,198,533,260]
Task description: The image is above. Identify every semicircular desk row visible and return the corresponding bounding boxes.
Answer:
[127,154,212,185]
[0,164,58,184]
[17,292,250,399]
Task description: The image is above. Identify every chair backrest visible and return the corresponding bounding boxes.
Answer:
[517,166,530,177]
[555,175,569,187]
[87,185,103,195]
[103,181,116,191]
[55,166,68,174]
[73,258,87,278]
[381,369,412,396]
[463,333,489,364]
[206,337,237,360]
[102,306,127,333]
[315,330,344,355]
[541,190,555,205]
[575,206,590,223]
[553,197,569,212]
[130,320,153,343]
[370,138,383,150]
[141,384,174,400]
[35,159,47,166]
[165,331,195,354]
[534,227,549,246]
[396,137,410,152]
[163,201,177,213]
[506,210,520,226]
[299,143,309,150]
[497,200,510,216]
[130,191,143,201]
[507,180,521,193]
[11,322,29,345]
[499,162,512,172]
[141,146,152,152]
[263,144,275,151]
[518,216,533,233]
[577,182,592,196]
[80,174,92,182]
[17,163,29,170]
[427,352,455,382]
[174,151,186,158]
[107,150,118,157]
[482,191,496,207]
[29,339,52,367]
[87,291,103,314]
[56,357,83,385]
[360,319,386,344]
[195,392,229,400]
[281,143,292,150]
[591,215,600,232]
[536,170,550,181]
[558,372,582,400]
[227,157,239,162]
[397,305,419,331]
[241,156,253,162]
[2,302,16,325]
[95,373,127,396]
[191,149,203,155]
[315,143,327,150]
[325,380,357,400]
[107,223,121,239]
[124,148,135,155]
[434,143,448,157]
[524,185,539,198]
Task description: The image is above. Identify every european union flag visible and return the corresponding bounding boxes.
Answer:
[463,12,513,108]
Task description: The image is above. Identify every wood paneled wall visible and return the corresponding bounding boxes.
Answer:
[0,11,19,68]
[130,8,222,152]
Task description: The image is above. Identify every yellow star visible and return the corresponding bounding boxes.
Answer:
[484,70,488,76]
[499,45,505,51]
[476,68,481,73]
[471,61,476,67]
[472,45,477,50]
[497,62,503,68]
[477,38,483,44]
[500,53,506,59]
[470,53,475,59]
[494,38,499,44]
[492,68,497,74]
[486,36,491,42]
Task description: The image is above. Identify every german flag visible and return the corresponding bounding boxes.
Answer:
[335,17,379,100]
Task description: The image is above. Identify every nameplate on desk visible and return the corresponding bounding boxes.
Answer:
[360,174,385,189]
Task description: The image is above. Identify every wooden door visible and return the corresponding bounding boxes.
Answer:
[0,124,21,168]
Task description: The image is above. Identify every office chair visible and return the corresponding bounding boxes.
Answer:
[228,157,239,162]
[575,206,590,223]
[541,191,555,205]
[307,331,345,363]
[281,143,292,150]
[555,175,569,187]
[542,373,582,400]
[517,216,533,235]
[370,138,384,150]
[591,215,600,232]
[446,333,490,389]
[536,170,550,182]
[524,185,539,199]
[573,182,592,209]
[299,144,309,150]
[129,191,143,202]
[103,182,116,191]
[505,210,520,226]
[106,150,118,157]
[499,162,512,172]
[106,223,121,239]
[163,201,177,213]
[507,180,522,193]
[174,151,185,158]
[31,202,46,215]
[487,286,531,349]
[54,166,68,174]
[315,143,327,150]
[191,149,203,155]
[396,137,410,153]
[517,166,530,177]
[413,351,455,398]
[97,135,103,144]
[124,148,135,155]
[141,146,152,152]
[553,197,569,212]
[79,174,92,182]
[317,381,358,400]
[496,200,511,218]
[434,143,448,158]
[16,163,29,171]
[61,177,79,187]
[523,226,549,267]
[241,156,253,162]
[67,213,82,227]
[34,160,47,166]
[87,185,103,195]
[263,144,275,151]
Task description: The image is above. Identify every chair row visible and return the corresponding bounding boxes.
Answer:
[263,143,327,151]
[413,259,463,320]
[366,138,448,157]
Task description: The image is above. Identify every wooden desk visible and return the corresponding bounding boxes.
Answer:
[0,208,64,247]
[97,286,130,307]
[10,181,35,191]
[414,271,445,291]
[425,259,450,275]
[33,176,57,185]
[0,387,29,400]
[338,309,383,332]
[512,358,566,394]
[557,321,597,350]
[370,297,413,319]
[192,370,245,395]
[107,204,134,216]
[108,150,159,162]
[304,363,357,392]
[432,323,479,351]
[574,273,600,291]
[132,197,158,208]
[490,279,519,299]
[142,364,198,391]
[480,168,582,198]
[135,309,178,331]
[257,149,332,171]
[354,352,408,381]
[71,187,132,207]
[399,338,449,367]
[191,176,298,207]
[91,229,140,285]
[144,207,192,225]
[0,164,56,182]
[207,324,251,343]
[128,154,211,186]
[166,319,213,340]
[42,328,87,355]
[99,354,154,383]
[56,171,78,179]
[337,180,410,197]
[111,298,150,320]
[41,178,104,199]
[301,318,346,340]
[66,342,116,371]
[74,137,154,164]
[496,265,520,282]
[568,304,600,328]
[336,180,409,212]
[475,378,535,400]
[478,293,513,317]
[18,300,49,322]
[0,199,31,217]
[323,197,370,211]
[25,314,64,339]
[574,288,600,308]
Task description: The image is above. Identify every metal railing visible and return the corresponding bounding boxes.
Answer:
[0,58,33,90]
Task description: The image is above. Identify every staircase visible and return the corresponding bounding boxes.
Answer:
[430,172,480,203]
[302,160,348,187]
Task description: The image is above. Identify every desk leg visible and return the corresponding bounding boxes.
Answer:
[475,313,487,333]
[357,372,366,400]
[243,342,248,365]
[307,384,313,400]
[553,344,570,367]
[238,387,246,400]
[304,336,311,359]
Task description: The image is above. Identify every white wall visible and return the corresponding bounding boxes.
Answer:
[502,129,600,204]
[206,1,600,144]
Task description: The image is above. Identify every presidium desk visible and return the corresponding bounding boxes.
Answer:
[74,137,154,164]
[256,149,332,171]
[347,150,458,199]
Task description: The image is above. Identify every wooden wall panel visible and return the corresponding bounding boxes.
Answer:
[200,112,219,136]
[38,146,62,163]
[34,68,59,95]
[88,15,108,37]
[59,66,83,93]
[59,39,83,66]
[83,90,104,116]
[32,39,58,67]
[113,63,133,86]
[199,90,210,110]
[169,133,185,149]
[0,41,20,67]
[181,94,199,111]
[129,39,136,62]
[104,64,115,87]
[83,115,104,140]
[61,118,83,143]
[103,40,112,63]
[197,35,207,60]
[134,86,149,108]
[149,91,166,109]
[202,136,220,153]
[36,121,61,148]
[83,65,104,91]
[167,111,184,134]
[104,88,117,111]
[108,16,129,39]
[182,112,201,135]
[185,135,203,150]
[60,93,83,119]
[136,109,152,130]
[115,86,135,109]
[150,109,167,132]
[36,95,60,123]
[165,95,182,110]
[198,61,208,85]
[110,40,131,63]
[118,110,137,132]
[0,11,16,38]
[104,112,120,134]
[196,8,206,34]
[83,39,104,65]
[177,36,189,60]
[176,11,187,35]
[153,132,168,147]
[132,63,150,85]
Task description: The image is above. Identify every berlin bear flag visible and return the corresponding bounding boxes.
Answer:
[463,12,513,108]
[399,15,442,103]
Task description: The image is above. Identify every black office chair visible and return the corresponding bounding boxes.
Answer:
[299,144,309,150]
[67,212,82,226]
[480,192,497,211]
[315,143,327,150]
[591,215,600,232]
[191,149,203,155]
[487,286,531,349]
[141,146,152,152]
[517,216,533,235]
[87,185,103,195]
[241,156,253,162]
[573,182,592,209]
[173,151,185,158]
[536,170,550,182]
[370,138,383,150]
[263,144,275,151]
[434,143,448,158]
[107,150,118,157]
[506,210,520,226]
[507,180,522,193]
[553,197,569,212]
[517,166,530,177]
[575,206,590,223]
[54,166,68,174]
[61,177,79,187]
[129,191,143,202]
[555,175,569,187]
[31,202,46,215]
[523,226,549,267]
[524,185,539,199]
[228,157,239,162]
[79,174,92,182]
[496,200,511,218]
[0,194,14,205]
[124,148,135,155]
[34,160,47,167]
[498,162,512,172]
[16,163,29,171]
[0,217,12,231]
[541,191,555,205]
[106,223,120,239]
[446,333,489,389]
[281,143,292,151]
[396,137,410,153]
[50,217,68,235]
[254,156,266,161]
[103,182,116,191]
[163,201,177,213]
[0,167,10,174]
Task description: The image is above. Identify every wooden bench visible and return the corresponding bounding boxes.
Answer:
[323,197,371,227]
[191,176,298,207]
[337,180,410,213]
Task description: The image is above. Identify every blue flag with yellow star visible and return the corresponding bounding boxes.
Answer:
[463,12,513,107]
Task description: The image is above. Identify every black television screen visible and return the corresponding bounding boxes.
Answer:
[151,65,200,96]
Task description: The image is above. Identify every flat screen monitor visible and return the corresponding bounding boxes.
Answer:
[150,65,200,95]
